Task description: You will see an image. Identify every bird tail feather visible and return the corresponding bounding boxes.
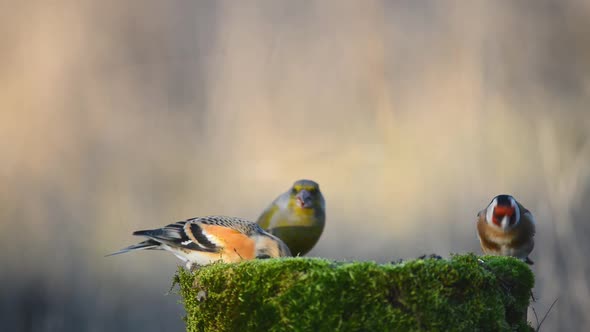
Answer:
[105,240,160,257]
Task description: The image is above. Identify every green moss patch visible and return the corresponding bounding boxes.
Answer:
[173,254,534,332]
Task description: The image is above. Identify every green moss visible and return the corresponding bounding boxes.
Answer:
[173,254,534,332]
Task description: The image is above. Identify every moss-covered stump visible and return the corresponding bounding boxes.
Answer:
[174,254,534,332]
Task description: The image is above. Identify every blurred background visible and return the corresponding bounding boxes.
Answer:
[1,0,589,330]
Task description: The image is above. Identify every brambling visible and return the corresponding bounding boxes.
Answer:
[108,215,292,268]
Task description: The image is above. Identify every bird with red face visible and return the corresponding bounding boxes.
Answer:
[476,194,536,265]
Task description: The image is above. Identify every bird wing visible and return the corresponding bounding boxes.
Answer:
[256,202,282,230]
[197,223,257,260]
[191,215,261,235]
[133,220,220,253]
[521,211,536,236]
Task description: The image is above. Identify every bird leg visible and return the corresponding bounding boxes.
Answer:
[187,262,203,272]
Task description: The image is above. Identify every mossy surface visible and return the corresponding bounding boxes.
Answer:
[174,254,534,332]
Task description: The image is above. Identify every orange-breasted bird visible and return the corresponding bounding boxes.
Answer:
[476,194,536,264]
[108,215,292,268]
[257,179,326,256]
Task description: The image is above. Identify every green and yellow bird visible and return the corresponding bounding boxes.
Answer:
[256,179,326,256]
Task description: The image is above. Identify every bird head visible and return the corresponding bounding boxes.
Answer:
[255,231,292,258]
[483,194,521,231]
[290,179,324,210]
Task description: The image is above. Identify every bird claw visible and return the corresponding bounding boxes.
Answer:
[187,262,202,272]
[417,254,442,260]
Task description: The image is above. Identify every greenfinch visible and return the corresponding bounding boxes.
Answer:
[257,179,326,256]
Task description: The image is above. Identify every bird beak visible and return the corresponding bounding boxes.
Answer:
[501,216,510,230]
[493,206,516,229]
[295,190,313,208]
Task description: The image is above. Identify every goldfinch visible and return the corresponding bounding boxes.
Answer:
[476,195,536,265]
[108,215,292,268]
[257,179,326,256]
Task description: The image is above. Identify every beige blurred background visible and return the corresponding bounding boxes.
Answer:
[1,1,590,330]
